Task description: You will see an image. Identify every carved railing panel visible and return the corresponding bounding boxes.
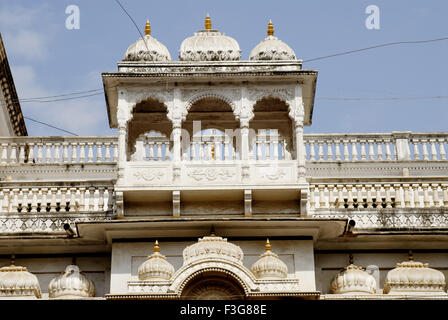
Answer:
[0,186,114,214]
[0,137,118,165]
[304,132,448,162]
[309,182,448,210]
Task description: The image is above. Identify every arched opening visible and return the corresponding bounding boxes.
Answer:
[182,97,240,161]
[181,271,245,300]
[249,97,293,160]
[127,98,171,161]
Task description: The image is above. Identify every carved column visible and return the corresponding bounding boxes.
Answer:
[117,122,127,181]
[295,122,306,183]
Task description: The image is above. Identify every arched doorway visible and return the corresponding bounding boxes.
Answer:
[181,271,245,300]
[249,97,293,160]
[127,97,171,160]
[182,97,240,160]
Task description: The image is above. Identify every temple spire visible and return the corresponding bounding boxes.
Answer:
[154,240,160,253]
[205,13,212,30]
[265,238,271,251]
[267,19,274,36]
[144,20,151,36]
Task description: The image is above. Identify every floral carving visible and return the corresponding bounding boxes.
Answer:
[263,169,286,181]
[134,169,165,181]
[188,168,236,182]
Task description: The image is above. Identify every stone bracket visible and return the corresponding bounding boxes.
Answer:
[244,189,252,217]
[173,190,180,217]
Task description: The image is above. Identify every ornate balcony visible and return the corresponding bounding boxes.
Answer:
[0,131,446,227]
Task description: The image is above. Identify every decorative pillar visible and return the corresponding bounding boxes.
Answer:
[392,131,411,161]
[295,122,306,183]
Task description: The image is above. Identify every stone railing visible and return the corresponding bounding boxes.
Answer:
[250,130,291,161]
[309,182,448,210]
[132,136,171,161]
[133,133,290,162]
[304,132,448,162]
[0,136,117,165]
[183,133,239,161]
[0,186,114,213]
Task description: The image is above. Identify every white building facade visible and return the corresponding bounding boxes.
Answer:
[0,17,448,300]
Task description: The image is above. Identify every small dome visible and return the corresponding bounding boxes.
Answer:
[0,259,41,298]
[330,262,376,294]
[179,14,241,61]
[251,239,288,279]
[183,229,244,265]
[249,20,296,61]
[123,20,171,62]
[383,255,446,295]
[138,241,175,281]
[48,265,95,299]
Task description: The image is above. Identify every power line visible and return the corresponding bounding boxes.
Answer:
[316,95,448,101]
[11,36,448,103]
[20,92,104,103]
[114,0,149,52]
[20,89,103,101]
[303,36,448,63]
[23,117,79,136]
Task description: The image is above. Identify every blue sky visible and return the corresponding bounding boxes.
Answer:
[0,0,447,136]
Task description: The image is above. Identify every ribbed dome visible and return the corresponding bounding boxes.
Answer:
[179,15,241,61]
[251,239,288,279]
[330,263,376,294]
[183,231,244,265]
[123,21,171,62]
[0,261,41,298]
[249,21,296,61]
[383,256,446,295]
[138,241,175,281]
[48,265,95,299]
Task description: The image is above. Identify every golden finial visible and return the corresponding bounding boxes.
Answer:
[265,238,271,251]
[153,240,160,253]
[408,250,413,261]
[210,225,216,236]
[144,20,151,36]
[10,254,15,266]
[267,19,274,36]
[349,253,354,264]
[205,13,212,30]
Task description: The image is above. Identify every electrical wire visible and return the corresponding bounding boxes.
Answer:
[303,36,448,63]
[114,0,149,52]
[315,95,448,101]
[23,117,79,136]
[20,92,104,103]
[20,88,103,101]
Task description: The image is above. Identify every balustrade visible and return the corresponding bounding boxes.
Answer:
[0,186,114,214]
[309,182,448,210]
[304,133,448,162]
[0,137,117,165]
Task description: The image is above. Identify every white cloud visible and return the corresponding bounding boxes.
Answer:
[11,64,113,136]
[2,30,48,60]
[0,4,52,60]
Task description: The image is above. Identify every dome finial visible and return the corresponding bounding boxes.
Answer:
[408,249,414,261]
[10,254,15,266]
[210,225,216,237]
[265,238,271,251]
[154,240,160,253]
[267,19,274,36]
[144,20,151,36]
[205,13,212,30]
[349,253,354,264]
